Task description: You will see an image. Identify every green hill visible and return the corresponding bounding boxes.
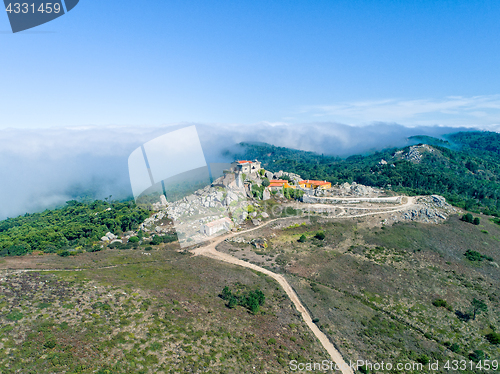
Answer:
[231,131,500,216]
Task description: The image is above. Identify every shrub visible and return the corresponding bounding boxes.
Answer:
[359,366,370,374]
[315,231,325,240]
[464,249,484,262]
[468,350,485,362]
[417,355,430,365]
[163,234,177,243]
[312,318,320,323]
[5,311,23,321]
[450,343,460,353]
[486,332,500,345]
[58,250,70,257]
[145,246,153,251]
[128,236,140,243]
[432,299,451,310]
[151,235,163,245]
[298,235,307,243]
[473,217,481,225]
[44,340,56,349]
[461,213,474,223]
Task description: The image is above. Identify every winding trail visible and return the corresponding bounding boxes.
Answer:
[1,196,416,373]
[191,196,416,374]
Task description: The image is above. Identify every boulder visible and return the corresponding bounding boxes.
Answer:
[263,188,271,200]
[105,232,117,240]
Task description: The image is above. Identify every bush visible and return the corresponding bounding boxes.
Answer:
[298,235,307,243]
[417,355,430,365]
[163,234,177,243]
[151,235,163,245]
[44,340,56,349]
[312,318,320,323]
[462,213,474,223]
[5,311,23,321]
[464,249,484,262]
[262,178,270,187]
[315,231,325,240]
[128,236,140,243]
[359,366,370,374]
[468,350,485,362]
[486,332,500,345]
[473,217,481,225]
[450,343,460,353]
[58,250,70,257]
[432,298,451,310]
[145,246,153,251]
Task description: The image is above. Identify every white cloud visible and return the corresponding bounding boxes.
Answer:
[0,121,491,219]
[304,95,500,128]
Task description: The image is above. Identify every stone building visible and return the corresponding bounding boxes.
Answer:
[200,217,233,236]
[231,160,262,174]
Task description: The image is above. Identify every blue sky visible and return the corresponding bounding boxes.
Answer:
[1,0,500,129]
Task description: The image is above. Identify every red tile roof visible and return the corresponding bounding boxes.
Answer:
[237,160,252,164]
[299,180,330,185]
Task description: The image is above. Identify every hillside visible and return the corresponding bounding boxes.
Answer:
[1,130,500,373]
[230,131,500,216]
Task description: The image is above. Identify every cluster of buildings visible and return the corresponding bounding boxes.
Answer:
[268,179,331,191]
[231,160,332,191]
[201,160,333,237]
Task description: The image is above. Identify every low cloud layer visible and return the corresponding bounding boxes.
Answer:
[304,95,500,129]
[0,122,485,219]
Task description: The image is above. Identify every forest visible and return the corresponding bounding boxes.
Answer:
[0,200,149,256]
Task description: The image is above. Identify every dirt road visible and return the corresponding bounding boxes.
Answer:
[191,196,416,374]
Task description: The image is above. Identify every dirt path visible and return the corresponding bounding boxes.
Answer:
[191,196,416,374]
[1,196,416,373]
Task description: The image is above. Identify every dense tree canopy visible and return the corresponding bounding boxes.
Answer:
[0,200,149,256]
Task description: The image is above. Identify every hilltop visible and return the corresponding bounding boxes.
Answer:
[230,130,500,216]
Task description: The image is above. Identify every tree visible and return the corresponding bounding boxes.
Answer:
[259,169,265,177]
[473,217,481,225]
[471,298,487,320]
[298,235,307,243]
[462,213,474,223]
[262,178,270,187]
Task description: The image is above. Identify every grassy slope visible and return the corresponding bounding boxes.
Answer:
[233,216,500,373]
[0,245,327,374]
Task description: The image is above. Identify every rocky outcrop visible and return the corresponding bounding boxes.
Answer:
[393,195,459,224]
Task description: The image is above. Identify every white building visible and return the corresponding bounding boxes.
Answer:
[200,217,233,236]
[231,160,262,174]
